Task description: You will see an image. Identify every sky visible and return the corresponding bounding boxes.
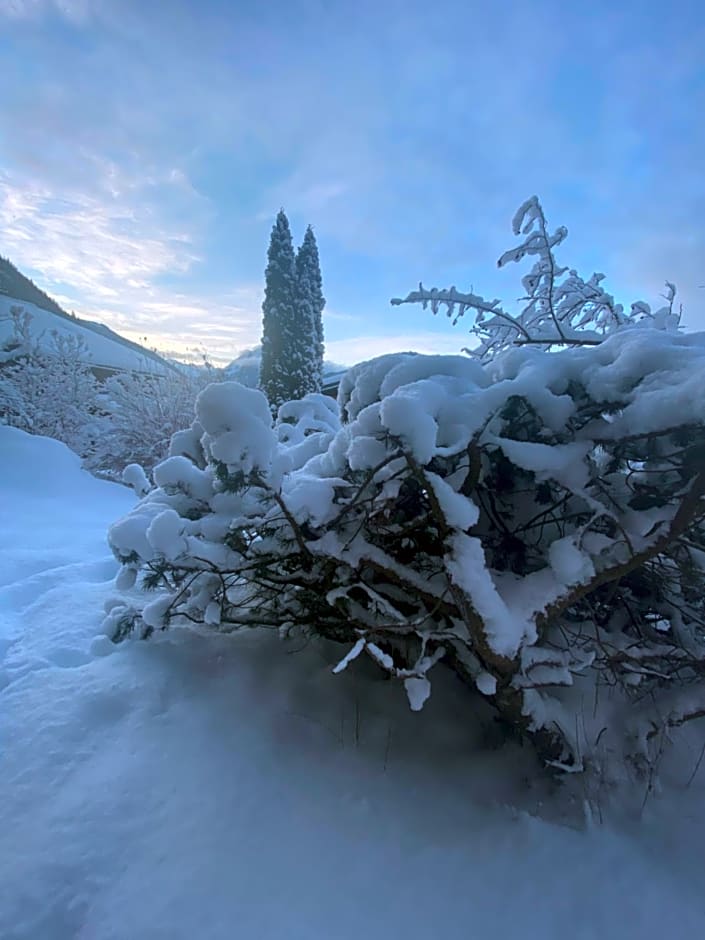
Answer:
[0,0,703,366]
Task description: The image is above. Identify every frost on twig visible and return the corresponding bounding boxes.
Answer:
[392,196,681,359]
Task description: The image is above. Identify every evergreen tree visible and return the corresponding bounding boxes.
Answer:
[259,210,319,413]
[259,210,297,411]
[295,225,325,392]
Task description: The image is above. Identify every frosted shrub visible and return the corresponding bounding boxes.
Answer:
[0,307,101,457]
[89,366,218,475]
[106,200,705,777]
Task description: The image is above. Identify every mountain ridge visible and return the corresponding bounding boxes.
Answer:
[0,255,174,373]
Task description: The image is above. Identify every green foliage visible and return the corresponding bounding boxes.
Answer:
[259,211,325,413]
[296,225,325,390]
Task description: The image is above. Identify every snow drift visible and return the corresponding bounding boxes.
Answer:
[3,426,705,939]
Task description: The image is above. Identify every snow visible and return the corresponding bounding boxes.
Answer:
[146,509,188,560]
[493,437,592,491]
[196,381,276,477]
[342,353,492,464]
[475,671,498,696]
[109,505,161,564]
[427,471,479,530]
[152,456,213,501]
[122,463,151,497]
[549,535,596,586]
[403,675,431,711]
[447,532,536,658]
[332,637,366,674]
[284,471,343,527]
[141,593,174,629]
[3,426,705,938]
[0,294,171,375]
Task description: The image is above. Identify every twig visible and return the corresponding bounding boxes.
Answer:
[686,737,705,788]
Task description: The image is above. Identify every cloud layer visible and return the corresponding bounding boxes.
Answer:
[1,0,703,365]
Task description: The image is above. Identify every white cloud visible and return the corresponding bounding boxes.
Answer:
[0,171,195,293]
[73,284,264,367]
[1,1,701,367]
[0,163,265,365]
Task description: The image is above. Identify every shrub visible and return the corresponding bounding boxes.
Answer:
[0,306,101,457]
[89,367,214,475]
[106,199,705,778]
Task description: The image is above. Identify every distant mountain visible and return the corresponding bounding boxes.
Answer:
[0,255,174,375]
[224,345,347,390]
[223,347,262,387]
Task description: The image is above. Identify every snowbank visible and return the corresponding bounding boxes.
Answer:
[2,429,705,939]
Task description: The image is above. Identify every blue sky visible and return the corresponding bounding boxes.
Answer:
[0,0,703,365]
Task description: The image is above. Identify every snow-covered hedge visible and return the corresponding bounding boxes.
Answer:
[106,198,705,775]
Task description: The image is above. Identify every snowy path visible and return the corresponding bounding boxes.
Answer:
[2,426,705,940]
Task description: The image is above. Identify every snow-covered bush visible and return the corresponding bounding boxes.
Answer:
[107,201,705,779]
[0,306,211,475]
[89,366,219,476]
[0,306,101,456]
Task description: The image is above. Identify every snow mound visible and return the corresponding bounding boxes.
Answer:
[2,430,705,938]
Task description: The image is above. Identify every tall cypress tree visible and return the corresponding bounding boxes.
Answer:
[259,210,298,412]
[259,212,324,414]
[295,225,325,393]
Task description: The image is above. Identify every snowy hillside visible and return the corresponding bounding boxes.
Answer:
[2,425,705,939]
[0,295,173,375]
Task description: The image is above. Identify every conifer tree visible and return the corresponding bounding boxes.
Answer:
[259,211,298,412]
[295,225,325,392]
[259,211,322,413]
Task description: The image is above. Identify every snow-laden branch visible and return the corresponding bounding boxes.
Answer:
[392,196,682,359]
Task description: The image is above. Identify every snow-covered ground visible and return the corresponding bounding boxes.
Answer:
[0,296,171,375]
[2,426,705,939]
